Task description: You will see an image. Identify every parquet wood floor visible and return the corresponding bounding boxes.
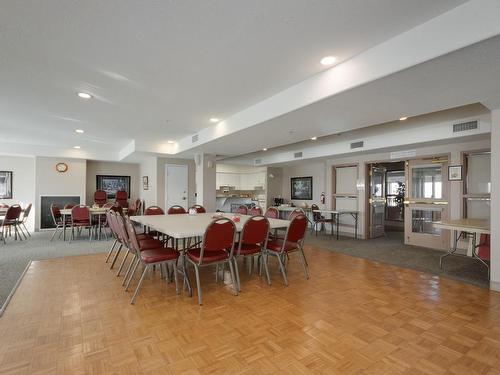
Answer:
[1,244,500,374]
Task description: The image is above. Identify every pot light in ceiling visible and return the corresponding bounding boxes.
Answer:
[77,92,92,99]
[262,148,268,151]
[75,129,84,134]
[209,118,220,123]
[320,56,336,66]
[73,145,81,149]
[310,137,317,141]
[399,116,408,121]
[167,140,175,144]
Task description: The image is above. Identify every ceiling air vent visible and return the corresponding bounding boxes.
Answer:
[453,120,478,133]
[350,141,364,149]
[192,134,199,143]
[254,158,262,165]
[294,152,303,158]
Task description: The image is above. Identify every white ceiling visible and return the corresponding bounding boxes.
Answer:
[0,0,468,159]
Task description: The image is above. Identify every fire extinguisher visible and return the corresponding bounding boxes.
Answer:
[320,192,325,204]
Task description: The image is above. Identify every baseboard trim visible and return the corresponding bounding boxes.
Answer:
[0,261,32,317]
[490,280,500,292]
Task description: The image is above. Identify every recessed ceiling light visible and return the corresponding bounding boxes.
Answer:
[73,146,81,149]
[209,118,219,123]
[310,137,317,141]
[77,92,92,99]
[399,116,408,121]
[75,129,84,134]
[262,148,268,151]
[167,140,175,144]
[320,56,336,66]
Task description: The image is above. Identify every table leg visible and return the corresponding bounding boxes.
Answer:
[331,213,334,235]
[98,214,101,241]
[440,229,459,269]
[63,214,67,241]
[336,213,340,240]
[353,213,358,239]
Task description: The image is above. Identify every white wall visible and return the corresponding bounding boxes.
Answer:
[0,155,36,231]
[157,157,196,211]
[86,160,140,205]
[281,161,327,208]
[139,157,158,208]
[490,109,500,291]
[34,157,87,230]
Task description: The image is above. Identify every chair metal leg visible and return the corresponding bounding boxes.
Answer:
[299,249,309,279]
[22,223,30,237]
[122,255,137,286]
[125,258,141,291]
[277,253,289,286]
[172,260,179,294]
[233,258,241,292]
[194,265,202,305]
[215,263,219,283]
[105,239,118,263]
[228,260,238,296]
[110,244,123,269]
[116,249,130,277]
[50,225,61,241]
[263,252,271,285]
[131,264,149,304]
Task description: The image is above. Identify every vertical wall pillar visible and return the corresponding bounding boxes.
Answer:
[491,109,500,291]
[195,153,217,212]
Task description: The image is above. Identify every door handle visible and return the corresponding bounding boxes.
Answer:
[182,197,186,200]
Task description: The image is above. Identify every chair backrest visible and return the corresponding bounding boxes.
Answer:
[168,205,187,215]
[285,214,308,244]
[3,205,22,223]
[135,199,142,215]
[145,206,164,215]
[22,203,32,221]
[102,202,114,208]
[478,234,490,261]
[71,205,90,222]
[198,218,236,264]
[310,204,321,221]
[124,217,141,255]
[50,204,62,223]
[115,190,129,208]
[64,204,75,209]
[109,205,123,215]
[265,207,279,219]
[289,208,304,221]
[94,190,107,206]
[235,205,248,215]
[190,205,206,213]
[248,206,263,216]
[0,203,9,208]
[240,215,269,246]
[114,212,130,246]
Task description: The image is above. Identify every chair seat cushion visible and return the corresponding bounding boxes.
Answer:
[315,218,334,223]
[141,247,178,263]
[137,233,152,240]
[187,248,228,263]
[266,239,298,253]
[72,220,91,227]
[235,242,262,255]
[139,238,164,251]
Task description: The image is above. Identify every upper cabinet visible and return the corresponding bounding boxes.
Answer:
[216,169,266,190]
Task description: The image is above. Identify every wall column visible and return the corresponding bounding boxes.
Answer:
[491,109,500,291]
[195,153,217,212]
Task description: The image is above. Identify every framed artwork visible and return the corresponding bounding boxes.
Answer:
[448,165,463,181]
[96,175,131,198]
[0,171,13,199]
[291,176,313,200]
[142,176,149,190]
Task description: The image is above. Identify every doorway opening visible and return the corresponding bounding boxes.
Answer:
[367,161,406,242]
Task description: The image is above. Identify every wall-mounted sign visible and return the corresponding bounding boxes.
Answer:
[390,149,416,159]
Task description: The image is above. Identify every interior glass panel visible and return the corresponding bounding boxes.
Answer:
[411,209,442,235]
[411,165,442,199]
[466,153,491,194]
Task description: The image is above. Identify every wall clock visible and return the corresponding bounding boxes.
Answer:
[55,162,68,173]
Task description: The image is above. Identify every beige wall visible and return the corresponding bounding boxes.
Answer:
[86,160,140,205]
[281,161,327,208]
[139,157,158,208]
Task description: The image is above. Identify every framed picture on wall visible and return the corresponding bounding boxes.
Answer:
[448,165,463,181]
[142,176,149,190]
[0,171,13,199]
[96,175,131,198]
[291,176,313,200]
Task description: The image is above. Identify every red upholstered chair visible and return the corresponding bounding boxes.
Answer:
[477,234,490,261]
[265,214,309,286]
[310,203,333,236]
[248,206,263,216]
[64,204,75,209]
[186,218,238,304]
[233,216,270,290]
[289,208,304,220]
[50,204,67,241]
[94,190,107,207]
[189,205,206,213]
[18,203,32,239]
[235,205,248,215]
[123,217,180,304]
[115,190,129,208]
[167,205,186,215]
[145,206,164,215]
[0,204,22,243]
[265,207,279,219]
[70,205,93,243]
[109,204,123,215]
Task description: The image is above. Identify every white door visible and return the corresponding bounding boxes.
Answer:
[165,164,188,210]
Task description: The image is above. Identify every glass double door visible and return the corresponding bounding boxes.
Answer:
[369,166,386,238]
[404,158,449,249]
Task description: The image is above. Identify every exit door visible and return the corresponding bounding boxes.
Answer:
[165,164,188,210]
[369,165,386,238]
